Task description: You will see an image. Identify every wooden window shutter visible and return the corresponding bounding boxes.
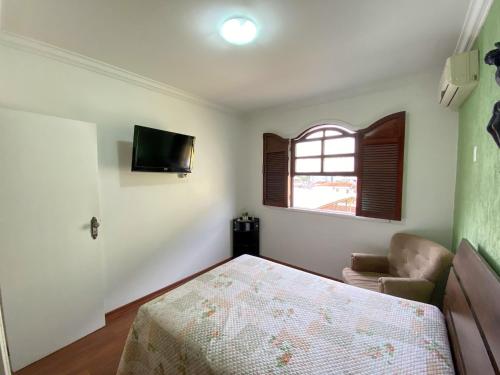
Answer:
[263,133,290,207]
[356,112,405,220]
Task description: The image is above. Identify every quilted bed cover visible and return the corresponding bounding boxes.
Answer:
[117,255,454,374]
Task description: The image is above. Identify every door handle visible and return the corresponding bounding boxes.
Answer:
[90,217,100,240]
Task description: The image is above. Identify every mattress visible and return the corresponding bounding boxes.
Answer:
[117,255,454,374]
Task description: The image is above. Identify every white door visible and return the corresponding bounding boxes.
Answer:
[0,107,104,371]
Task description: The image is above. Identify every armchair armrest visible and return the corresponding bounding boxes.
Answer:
[351,253,389,273]
[378,277,435,303]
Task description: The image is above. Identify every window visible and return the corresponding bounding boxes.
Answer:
[291,126,357,215]
[263,112,405,220]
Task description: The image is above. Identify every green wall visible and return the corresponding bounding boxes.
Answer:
[453,0,500,274]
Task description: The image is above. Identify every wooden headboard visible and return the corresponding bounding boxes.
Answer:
[443,239,500,374]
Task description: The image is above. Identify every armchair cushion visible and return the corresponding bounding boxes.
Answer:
[351,253,390,273]
[388,234,454,282]
[342,267,391,293]
[378,277,435,303]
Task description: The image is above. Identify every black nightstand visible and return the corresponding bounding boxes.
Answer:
[232,217,259,257]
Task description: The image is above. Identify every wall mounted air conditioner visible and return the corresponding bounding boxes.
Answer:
[439,49,479,110]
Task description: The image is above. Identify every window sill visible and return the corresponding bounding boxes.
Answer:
[263,205,404,224]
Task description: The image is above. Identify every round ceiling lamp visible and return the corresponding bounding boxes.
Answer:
[219,17,257,45]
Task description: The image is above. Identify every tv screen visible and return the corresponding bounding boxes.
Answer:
[131,125,195,173]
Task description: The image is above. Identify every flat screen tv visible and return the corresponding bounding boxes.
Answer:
[131,125,195,173]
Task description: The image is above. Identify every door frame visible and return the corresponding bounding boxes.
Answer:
[0,289,12,375]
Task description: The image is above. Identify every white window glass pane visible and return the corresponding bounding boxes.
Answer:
[295,158,321,172]
[295,140,321,157]
[292,176,357,215]
[305,131,323,139]
[323,157,355,172]
[324,137,355,155]
[324,130,342,137]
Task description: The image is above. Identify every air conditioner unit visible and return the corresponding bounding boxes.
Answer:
[439,49,479,110]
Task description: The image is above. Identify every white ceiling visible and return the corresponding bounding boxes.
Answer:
[1,0,470,112]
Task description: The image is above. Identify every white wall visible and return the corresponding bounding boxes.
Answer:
[0,42,244,312]
[241,70,458,279]
[0,36,459,312]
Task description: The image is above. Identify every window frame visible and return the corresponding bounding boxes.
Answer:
[290,125,358,212]
[262,111,405,221]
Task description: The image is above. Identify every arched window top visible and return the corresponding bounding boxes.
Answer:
[294,124,355,141]
[291,124,357,177]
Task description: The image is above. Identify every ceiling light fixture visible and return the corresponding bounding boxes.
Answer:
[219,17,257,45]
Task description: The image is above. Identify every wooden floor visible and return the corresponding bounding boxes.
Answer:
[14,257,232,375]
[13,256,340,375]
[15,305,137,375]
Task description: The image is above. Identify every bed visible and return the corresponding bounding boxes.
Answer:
[117,240,499,374]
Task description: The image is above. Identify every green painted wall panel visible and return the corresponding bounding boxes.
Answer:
[453,0,500,274]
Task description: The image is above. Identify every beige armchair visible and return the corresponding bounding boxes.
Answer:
[342,233,453,303]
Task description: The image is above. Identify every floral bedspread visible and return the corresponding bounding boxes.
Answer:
[117,255,454,375]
